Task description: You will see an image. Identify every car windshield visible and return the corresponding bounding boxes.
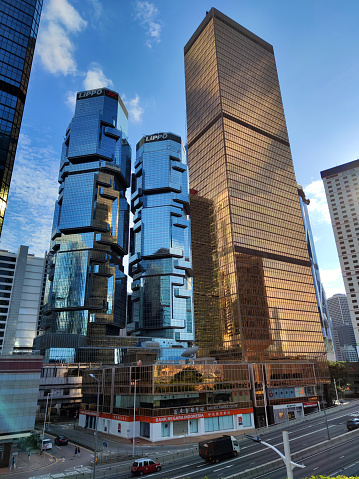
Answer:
[132,462,139,467]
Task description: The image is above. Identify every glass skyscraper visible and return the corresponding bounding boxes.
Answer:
[0,0,43,234]
[128,133,195,355]
[185,8,326,362]
[40,88,131,363]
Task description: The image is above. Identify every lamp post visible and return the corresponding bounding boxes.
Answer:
[132,379,141,457]
[333,378,340,404]
[42,392,50,440]
[89,374,101,479]
[245,432,305,479]
[313,353,330,440]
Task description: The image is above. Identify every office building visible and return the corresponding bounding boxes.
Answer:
[37,87,131,363]
[298,185,336,360]
[128,132,195,358]
[0,0,43,234]
[0,355,42,467]
[321,160,359,359]
[185,8,326,362]
[327,293,358,361]
[79,359,320,441]
[0,245,45,355]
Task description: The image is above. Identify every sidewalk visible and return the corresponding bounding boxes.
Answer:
[0,447,57,476]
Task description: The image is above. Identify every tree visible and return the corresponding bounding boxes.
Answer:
[328,361,349,402]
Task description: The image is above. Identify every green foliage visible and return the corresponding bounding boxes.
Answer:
[328,361,349,401]
[301,475,359,478]
[171,367,203,384]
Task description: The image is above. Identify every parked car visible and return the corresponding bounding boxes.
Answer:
[131,458,162,476]
[347,417,359,431]
[55,435,69,445]
[41,438,53,450]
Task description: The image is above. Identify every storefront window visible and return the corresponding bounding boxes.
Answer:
[161,422,170,437]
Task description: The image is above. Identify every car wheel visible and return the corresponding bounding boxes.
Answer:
[139,472,144,476]
[233,451,238,457]
[156,466,161,472]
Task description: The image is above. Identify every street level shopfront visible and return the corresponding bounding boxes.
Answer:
[79,406,254,442]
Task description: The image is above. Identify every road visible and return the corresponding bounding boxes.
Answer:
[18,400,359,478]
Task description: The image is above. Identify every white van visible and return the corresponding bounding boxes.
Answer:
[41,438,53,450]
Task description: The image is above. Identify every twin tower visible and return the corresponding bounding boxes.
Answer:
[38,88,194,362]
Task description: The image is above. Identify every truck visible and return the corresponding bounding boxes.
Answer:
[198,435,240,463]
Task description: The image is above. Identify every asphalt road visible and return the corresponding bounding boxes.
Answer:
[23,400,359,479]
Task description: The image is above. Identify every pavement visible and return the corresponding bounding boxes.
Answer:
[0,449,58,477]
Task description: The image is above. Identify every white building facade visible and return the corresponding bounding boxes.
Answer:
[0,245,45,355]
[321,161,359,360]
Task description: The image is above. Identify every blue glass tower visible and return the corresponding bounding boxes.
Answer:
[298,185,336,360]
[0,0,43,234]
[40,88,131,362]
[128,133,195,355]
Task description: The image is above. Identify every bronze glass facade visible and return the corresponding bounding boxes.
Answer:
[185,9,326,362]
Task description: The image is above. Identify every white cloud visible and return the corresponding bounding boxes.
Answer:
[65,90,77,110]
[43,0,87,32]
[83,66,113,90]
[88,0,102,19]
[37,0,87,75]
[304,179,331,224]
[0,134,59,257]
[135,1,162,48]
[320,266,346,299]
[125,94,144,123]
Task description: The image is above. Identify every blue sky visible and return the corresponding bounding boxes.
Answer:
[2,0,359,298]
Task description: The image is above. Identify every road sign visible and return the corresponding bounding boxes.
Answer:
[136,439,140,443]
[102,441,107,447]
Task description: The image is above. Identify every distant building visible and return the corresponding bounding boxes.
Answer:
[37,88,131,363]
[128,133,195,359]
[0,0,43,234]
[321,161,359,359]
[297,185,336,360]
[0,245,45,355]
[327,293,358,361]
[0,355,42,468]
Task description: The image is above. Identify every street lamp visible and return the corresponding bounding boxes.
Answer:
[132,379,141,457]
[42,392,51,440]
[313,354,330,440]
[245,432,305,479]
[89,374,101,479]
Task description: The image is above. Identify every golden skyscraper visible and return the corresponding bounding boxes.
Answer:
[185,8,326,361]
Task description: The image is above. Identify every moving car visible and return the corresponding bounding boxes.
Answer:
[347,417,359,431]
[41,438,53,450]
[55,435,69,445]
[131,458,162,476]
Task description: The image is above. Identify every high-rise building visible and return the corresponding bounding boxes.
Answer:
[327,293,358,361]
[0,0,43,234]
[0,245,45,355]
[185,8,326,361]
[38,88,131,363]
[128,132,195,358]
[321,160,359,359]
[297,185,336,360]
